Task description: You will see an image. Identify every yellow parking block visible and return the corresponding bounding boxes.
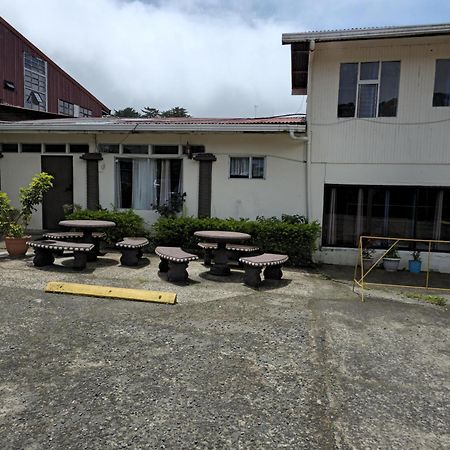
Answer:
[45,282,176,304]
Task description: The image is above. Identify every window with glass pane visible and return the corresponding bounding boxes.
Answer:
[115,158,182,210]
[98,144,119,154]
[433,59,450,107]
[337,63,358,117]
[24,53,47,112]
[323,185,450,251]
[252,157,265,179]
[360,62,379,80]
[69,144,89,153]
[338,61,400,118]
[1,144,18,152]
[45,144,66,153]
[378,61,400,116]
[21,144,41,153]
[58,100,74,116]
[357,84,378,118]
[230,157,250,178]
[79,107,92,117]
[123,145,148,155]
[153,145,179,155]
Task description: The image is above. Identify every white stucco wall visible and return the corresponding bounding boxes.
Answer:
[306,35,450,271]
[206,134,306,219]
[0,134,92,229]
[0,131,306,230]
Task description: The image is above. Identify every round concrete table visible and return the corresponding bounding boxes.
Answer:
[194,230,251,275]
[59,220,116,261]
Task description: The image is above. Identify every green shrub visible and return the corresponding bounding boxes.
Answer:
[66,208,147,244]
[152,216,321,266]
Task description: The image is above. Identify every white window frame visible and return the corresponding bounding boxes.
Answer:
[229,156,266,180]
[114,151,184,210]
[355,61,382,118]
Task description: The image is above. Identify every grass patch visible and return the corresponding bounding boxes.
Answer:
[404,292,447,306]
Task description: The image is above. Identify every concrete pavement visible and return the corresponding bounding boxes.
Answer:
[0,252,449,449]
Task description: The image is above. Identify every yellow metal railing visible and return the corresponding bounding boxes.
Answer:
[353,235,450,301]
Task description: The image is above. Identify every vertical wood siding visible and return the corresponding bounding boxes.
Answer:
[309,36,450,164]
[0,18,107,116]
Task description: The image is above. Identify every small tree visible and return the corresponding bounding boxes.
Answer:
[141,107,160,118]
[0,172,53,237]
[113,107,141,118]
[160,107,190,118]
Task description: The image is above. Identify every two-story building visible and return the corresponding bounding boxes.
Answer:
[283,24,450,270]
[0,16,110,120]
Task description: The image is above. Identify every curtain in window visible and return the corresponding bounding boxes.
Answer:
[326,188,337,245]
[230,158,249,177]
[115,160,122,208]
[177,162,183,195]
[355,188,364,244]
[252,158,265,178]
[132,159,156,209]
[357,84,378,118]
[159,159,171,205]
[433,190,443,241]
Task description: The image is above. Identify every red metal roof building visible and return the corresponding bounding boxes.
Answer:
[0,16,110,120]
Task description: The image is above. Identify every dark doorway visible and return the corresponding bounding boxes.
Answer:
[41,156,73,230]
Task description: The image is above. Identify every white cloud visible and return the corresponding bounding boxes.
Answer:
[0,0,304,116]
[4,0,445,116]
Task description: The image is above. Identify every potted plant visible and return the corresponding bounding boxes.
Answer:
[361,247,376,271]
[408,250,422,273]
[0,172,53,256]
[383,246,401,272]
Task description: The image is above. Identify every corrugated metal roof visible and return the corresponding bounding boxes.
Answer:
[282,23,450,44]
[0,115,306,133]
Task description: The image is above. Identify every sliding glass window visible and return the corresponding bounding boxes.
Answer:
[323,185,450,251]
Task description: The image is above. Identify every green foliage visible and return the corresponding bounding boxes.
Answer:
[113,107,141,118]
[405,292,447,307]
[384,247,400,258]
[115,106,191,118]
[0,172,53,237]
[152,192,186,218]
[141,107,160,118]
[66,208,146,244]
[152,216,321,266]
[411,250,421,261]
[160,107,190,118]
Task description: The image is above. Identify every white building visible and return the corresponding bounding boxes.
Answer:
[282,24,450,271]
[0,117,306,229]
[2,23,450,271]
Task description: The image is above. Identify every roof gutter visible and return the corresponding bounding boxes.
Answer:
[282,23,450,44]
[0,123,306,134]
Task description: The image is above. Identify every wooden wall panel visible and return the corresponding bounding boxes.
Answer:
[0,17,108,116]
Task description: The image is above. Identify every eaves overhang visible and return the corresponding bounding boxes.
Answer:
[282,23,450,44]
[0,119,306,134]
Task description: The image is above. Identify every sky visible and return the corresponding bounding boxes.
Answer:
[1,0,450,117]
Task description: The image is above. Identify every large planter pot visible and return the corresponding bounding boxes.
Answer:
[4,236,32,257]
[408,260,422,273]
[383,257,401,272]
[362,257,375,272]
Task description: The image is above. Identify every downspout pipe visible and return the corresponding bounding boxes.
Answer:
[289,131,310,220]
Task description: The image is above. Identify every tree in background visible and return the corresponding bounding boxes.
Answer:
[141,107,160,118]
[113,106,191,118]
[160,107,190,118]
[113,107,140,118]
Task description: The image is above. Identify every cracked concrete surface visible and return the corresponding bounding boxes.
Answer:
[0,251,449,449]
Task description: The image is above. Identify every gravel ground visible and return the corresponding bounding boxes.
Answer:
[0,251,449,449]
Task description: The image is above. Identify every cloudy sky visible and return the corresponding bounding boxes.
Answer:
[1,0,450,117]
